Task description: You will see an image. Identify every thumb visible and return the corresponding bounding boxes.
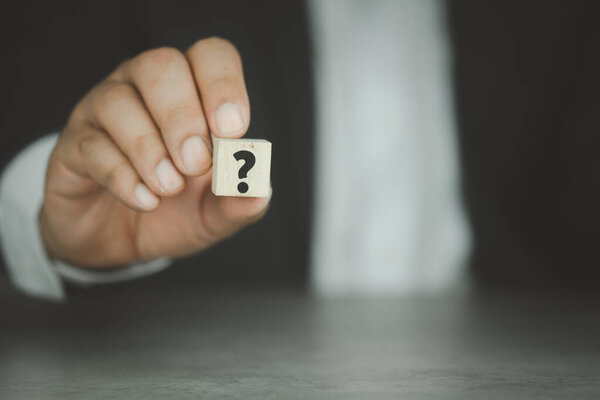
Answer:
[198,186,272,246]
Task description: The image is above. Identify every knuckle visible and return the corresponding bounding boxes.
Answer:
[131,134,162,160]
[104,162,131,188]
[166,106,198,125]
[77,135,98,157]
[96,82,134,112]
[58,121,80,145]
[134,47,184,73]
[205,75,241,91]
[165,106,207,135]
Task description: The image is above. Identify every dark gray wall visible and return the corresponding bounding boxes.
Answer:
[0,0,314,288]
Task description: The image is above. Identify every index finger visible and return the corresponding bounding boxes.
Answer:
[185,37,250,139]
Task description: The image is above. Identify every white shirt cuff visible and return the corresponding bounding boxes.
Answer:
[0,133,172,301]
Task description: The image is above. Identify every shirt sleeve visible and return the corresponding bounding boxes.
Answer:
[0,133,172,302]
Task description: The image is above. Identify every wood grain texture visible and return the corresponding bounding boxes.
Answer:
[211,138,272,197]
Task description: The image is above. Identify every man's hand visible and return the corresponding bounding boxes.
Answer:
[39,38,270,268]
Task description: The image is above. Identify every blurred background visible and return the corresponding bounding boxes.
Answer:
[0,0,315,291]
[3,0,600,299]
[1,1,600,398]
[2,0,600,297]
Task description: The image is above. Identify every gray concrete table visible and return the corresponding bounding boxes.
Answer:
[0,277,598,399]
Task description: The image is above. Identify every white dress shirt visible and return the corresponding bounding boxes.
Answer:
[0,135,170,301]
[309,0,470,295]
[0,0,470,300]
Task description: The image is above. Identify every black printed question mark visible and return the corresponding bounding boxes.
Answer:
[233,150,256,193]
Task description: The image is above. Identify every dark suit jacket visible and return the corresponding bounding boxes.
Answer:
[1,0,598,291]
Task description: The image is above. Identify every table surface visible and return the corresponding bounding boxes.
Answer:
[0,277,599,399]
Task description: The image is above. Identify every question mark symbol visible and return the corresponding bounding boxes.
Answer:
[233,150,256,193]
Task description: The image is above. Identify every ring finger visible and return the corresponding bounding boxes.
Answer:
[83,80,184,195]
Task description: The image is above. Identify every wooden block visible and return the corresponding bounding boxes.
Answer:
[211,138,272,197]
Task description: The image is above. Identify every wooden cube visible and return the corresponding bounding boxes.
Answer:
[211,138,272,197]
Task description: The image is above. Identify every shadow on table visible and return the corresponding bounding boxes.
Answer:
[0,272,599,399]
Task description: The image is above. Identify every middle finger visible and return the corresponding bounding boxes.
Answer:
[116,47,212,176]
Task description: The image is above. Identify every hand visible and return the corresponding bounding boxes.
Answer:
[39,38,271,268]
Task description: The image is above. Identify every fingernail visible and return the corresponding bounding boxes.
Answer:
[181,136,211,174]
[134,183,159,210]
[155,158,184,193]
[215,102,245,137]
